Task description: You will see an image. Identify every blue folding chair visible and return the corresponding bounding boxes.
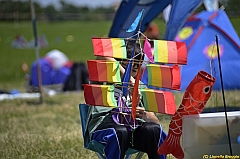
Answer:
[79,103,144,159]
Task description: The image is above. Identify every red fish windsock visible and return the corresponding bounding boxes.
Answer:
[158,71,216,159]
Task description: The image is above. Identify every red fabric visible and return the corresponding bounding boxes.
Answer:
[92,38,113,57]
[83,84,104,106]
[83,84,96,106]
[131,67,141,121]
[158,71,216,158]
[163,91,177,115]
[176,42,188,64]
[171,65,181,90]
[87,60,100,82]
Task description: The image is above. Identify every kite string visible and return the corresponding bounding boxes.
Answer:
[202,40,218,80]
[127,32,139,39]
[209,41,215,77]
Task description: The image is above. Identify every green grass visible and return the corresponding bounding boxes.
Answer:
[0,20,112,91]
[0,18,240,159]
[230,17,240,35]
[0,91,239,159]
[0,17,239,91]
[0,92,98,159]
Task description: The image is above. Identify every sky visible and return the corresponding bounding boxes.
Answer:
[32,0,121,9]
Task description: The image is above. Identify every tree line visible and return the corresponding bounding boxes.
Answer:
[0,0,239,21]
[0,0,116,21]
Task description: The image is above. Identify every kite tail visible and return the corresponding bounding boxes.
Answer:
[158,133,184,159]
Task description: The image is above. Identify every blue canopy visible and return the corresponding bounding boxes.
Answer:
[109,0,173,38]
[109,0,203,39]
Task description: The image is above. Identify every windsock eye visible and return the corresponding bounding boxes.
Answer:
[203,86,210,94]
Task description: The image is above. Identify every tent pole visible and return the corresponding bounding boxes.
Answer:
[215,35,232,155]
[30,0,43,104]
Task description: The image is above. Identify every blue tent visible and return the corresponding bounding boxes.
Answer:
[175,10,240,90]
[30,58,71,87]
[109,0,173,38]
[30,58,54,86]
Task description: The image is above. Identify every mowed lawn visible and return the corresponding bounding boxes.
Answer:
[0,17,240,159]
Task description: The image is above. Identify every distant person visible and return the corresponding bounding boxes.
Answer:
[144,22,160,40]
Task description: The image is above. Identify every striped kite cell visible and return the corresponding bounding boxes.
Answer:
[141,88,176,114]
[92,38,127,59]
[83,84,117,107]
[87,60,121,83]
[153,40,187,64]
[147,64,181,90]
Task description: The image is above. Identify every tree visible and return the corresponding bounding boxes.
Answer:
[43,5,58,14]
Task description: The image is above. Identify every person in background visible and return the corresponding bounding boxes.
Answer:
[144,22,160,40]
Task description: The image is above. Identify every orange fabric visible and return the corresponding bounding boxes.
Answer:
[131,67,141,121]
[158,71,216,159]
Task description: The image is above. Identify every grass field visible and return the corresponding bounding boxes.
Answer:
[0,20,112,91]
[0,18,239,90]
[0,18,240,159]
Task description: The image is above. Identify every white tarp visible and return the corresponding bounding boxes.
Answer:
[45,49,69,70]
